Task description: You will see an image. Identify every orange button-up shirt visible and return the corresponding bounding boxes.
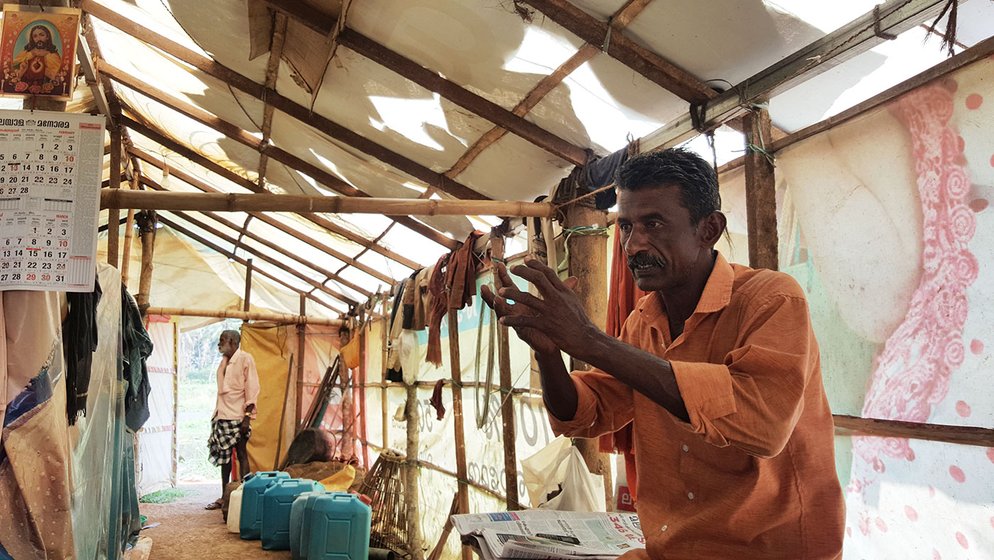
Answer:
[213,349,260,421]
[550,253,844,559]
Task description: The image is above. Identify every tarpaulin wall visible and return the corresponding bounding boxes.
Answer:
[0,290,74,559]
[137,318,178,496]
[769,55,994,559]
[241,323,340,472]
[241,324,293,472]
[0,265,144,559]
[363,266,558,560]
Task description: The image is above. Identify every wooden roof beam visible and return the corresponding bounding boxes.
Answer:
[101,189,555,218]
[445,0,654,179]
[339,27,589,165]
[159,211,359,306]
[168,207,372,300]
[82,0,488,202]
[125,138,420,271]
[640,0,950,151]
[262,0,588,166]
[141,175,383,294]
[518,0,714,103]
[101,64,458,250]
[257,12,288,190]
[157,216,344,315]
[134,157,396,284]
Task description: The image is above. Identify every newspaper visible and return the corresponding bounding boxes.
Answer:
[451,510,644,560]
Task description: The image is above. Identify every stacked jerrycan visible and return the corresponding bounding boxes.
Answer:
[289,491,325,560]
[239,471,290,539]
[261,479,326,550]
[226,480,246,534]
[291,491,371,559]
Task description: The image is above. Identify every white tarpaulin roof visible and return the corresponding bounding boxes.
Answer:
[71,0,993,317]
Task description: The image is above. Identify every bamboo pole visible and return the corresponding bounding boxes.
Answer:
[833,415,994,448]
[714,34,994,182]
[563,203,613,507]
[447,309,472,560]
[82,1,487,201]
[381,298,390,451]
[107,126,122,268]
[158,216,342,316]
[136,211,156,309]
[171,321,179,487]
[490,231,520,510]
[145,306,343,326]
[103,61,458,249]
[140,173,389,290]
[358,317,370,468]
[243,258,254,313]
[121,172,137,284]
[128,141,421,271]
[121,207,136,283]
[296,295,307,434]
[404,381,424,560]
[163,210,359,305]
[101,189,554,218]
[744,107,778,270]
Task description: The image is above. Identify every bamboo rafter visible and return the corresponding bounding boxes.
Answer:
[159,209,361,305]
[100,189,556,218]
[99,63,458,250]
[123,123,421,272]
[81,0,488,203]
[156,216,345,315]
[146,306,343,327]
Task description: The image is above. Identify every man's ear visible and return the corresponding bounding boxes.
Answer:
[698,211,727,247]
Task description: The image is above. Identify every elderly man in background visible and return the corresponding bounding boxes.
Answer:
[205,329,259,510]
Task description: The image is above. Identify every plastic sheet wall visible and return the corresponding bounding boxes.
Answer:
[137,318,177,496]
[770,56,994,558]
[69,265,141,559]
[363,267,557,560]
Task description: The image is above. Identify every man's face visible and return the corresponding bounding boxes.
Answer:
[31,28,49,45]
[217,335,236,358]
[617,184,706,293]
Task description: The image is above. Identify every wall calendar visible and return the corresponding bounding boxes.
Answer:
[0,109,103,292]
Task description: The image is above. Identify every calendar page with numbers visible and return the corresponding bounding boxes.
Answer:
[0,109,103,292]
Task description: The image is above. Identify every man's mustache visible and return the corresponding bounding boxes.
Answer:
[627,253,665,269]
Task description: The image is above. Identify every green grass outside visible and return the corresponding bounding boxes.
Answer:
[176,380,220,482]
[139,487,187,504]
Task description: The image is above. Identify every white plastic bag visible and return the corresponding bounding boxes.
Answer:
[521,436,605,512]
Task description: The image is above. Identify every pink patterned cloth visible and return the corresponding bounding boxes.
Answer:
[854,82,979,469]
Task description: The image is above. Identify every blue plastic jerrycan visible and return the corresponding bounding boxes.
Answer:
[290,491,326,560]
[239,471,290,540]
[262,479,326,550]
[305,492,372,560]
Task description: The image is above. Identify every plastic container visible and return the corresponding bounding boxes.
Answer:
[226,484,244,533]
[262,479,325,550]
[290,491,325,560]
[240,471,290,540]
[305,492,372,560]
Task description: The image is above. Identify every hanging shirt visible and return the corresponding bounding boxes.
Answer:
[213,349,260,421]
[550,253,844,560]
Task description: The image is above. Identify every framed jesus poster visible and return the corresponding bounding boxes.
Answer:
[0,5,80,100]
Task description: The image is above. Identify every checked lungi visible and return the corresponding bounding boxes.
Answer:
[207,418,251,466]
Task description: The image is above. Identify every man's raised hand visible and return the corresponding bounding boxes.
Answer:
[480,259,593,359]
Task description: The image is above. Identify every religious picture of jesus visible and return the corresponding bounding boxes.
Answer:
[0,5,80,100]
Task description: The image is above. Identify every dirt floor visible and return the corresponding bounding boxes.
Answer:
[140,482,290,560]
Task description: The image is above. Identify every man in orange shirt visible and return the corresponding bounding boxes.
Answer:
[482,148,844,559]
[205,329,260,510]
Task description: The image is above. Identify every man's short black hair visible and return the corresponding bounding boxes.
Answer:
[220,329,241,345]
[616,147,720,224]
